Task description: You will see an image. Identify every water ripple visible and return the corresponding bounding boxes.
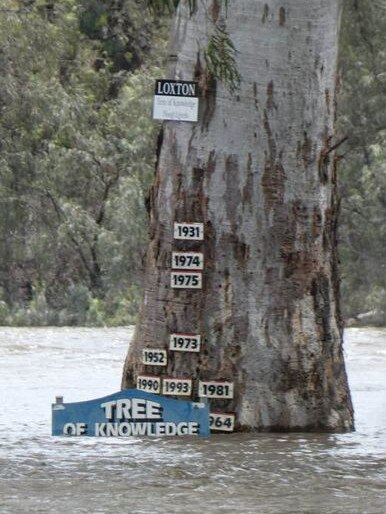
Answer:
[0,327,386,514]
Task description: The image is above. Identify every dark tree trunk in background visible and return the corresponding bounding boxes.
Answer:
[122,0,354,432]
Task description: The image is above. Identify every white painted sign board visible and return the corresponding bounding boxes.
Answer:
[153,80,198,122]
[137,375,161,394]
[142,349,167,366]
[169,333,201,352]
[171,271,202,289]
[174,222,204,240]
[163,378,192,396]
[210,413,235,432]
[172,252,204,270]
[198,381,234,399]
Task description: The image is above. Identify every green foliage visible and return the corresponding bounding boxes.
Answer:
[146,0,239,92]
[78,0,156,73]
[4,0,386,327]
[204,25,240,93]
[338,0,386,322]
[0,0,169,326]
[146,0,195,16]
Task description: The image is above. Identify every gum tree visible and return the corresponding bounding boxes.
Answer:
[122,0,354,432]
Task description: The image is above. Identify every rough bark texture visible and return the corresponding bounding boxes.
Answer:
[122,0,354,431]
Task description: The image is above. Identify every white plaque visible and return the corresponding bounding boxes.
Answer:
[142,349,167,366]
[172,252,204,270]
[153,80,198,122]
[173,222,204,240]
[171,271,202,289]
[169,333,201,352]
[153,96,198,122]
[162,378,192,396]
[210,413,235,432]
[198,381,234,399]
[136,375,161,394]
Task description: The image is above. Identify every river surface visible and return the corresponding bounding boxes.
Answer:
[0,327,385,514]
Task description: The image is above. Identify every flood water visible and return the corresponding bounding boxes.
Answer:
[0,327,385,514]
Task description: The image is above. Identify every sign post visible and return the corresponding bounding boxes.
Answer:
[153,80,199,122]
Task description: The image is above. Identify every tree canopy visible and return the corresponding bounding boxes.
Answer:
[0,0,168,325]
[339,0,386,323]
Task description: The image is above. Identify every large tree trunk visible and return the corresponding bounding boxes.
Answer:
[122,0,354,431]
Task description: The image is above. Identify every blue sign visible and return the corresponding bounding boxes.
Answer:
[52,389,210,437]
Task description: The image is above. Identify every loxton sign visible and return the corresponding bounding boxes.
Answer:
[52,389,209,437]
[153,80,199,122]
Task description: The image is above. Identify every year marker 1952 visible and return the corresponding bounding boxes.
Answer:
[142,349,167,366]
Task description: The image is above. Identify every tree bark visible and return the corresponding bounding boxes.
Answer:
[122,0,354,432]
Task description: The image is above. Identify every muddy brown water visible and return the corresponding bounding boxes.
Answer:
[0,327,385,513]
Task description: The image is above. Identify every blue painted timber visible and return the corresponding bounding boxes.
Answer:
[52,389,209,437]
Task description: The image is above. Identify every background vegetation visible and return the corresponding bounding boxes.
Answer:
[0,0,384,326]
[339,0,386,324]
[0,0,168,325]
